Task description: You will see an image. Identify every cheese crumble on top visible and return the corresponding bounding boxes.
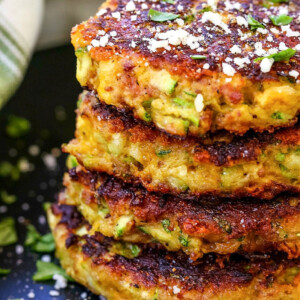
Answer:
[85,0,300,80]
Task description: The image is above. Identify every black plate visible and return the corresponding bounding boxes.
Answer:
[0,45,100,300]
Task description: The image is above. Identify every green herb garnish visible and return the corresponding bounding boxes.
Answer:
[25,224,55,253]
[255,48,296,62]
[268,0,289,3]
[25,225,43,246]
[0,218,17,246]
[0,161,20,181]
[0,268,11,276]
[6,115,31,138]
[190,55,207,60]
[33,261,73,281]
[270,14,293,26]
[148,9,179,22]
[247,15,265,30]
[198,7,212,13]
[0,190,16,204]
[162,0,175,3]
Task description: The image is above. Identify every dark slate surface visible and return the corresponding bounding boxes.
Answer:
[0,45,100,300]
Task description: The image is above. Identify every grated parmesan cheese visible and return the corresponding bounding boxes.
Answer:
[202,12,231,34]
[194,94,204,112]
[173,286,181,295]
[222,63,236,76]
[260,58,274,73]
[126,1,136,11]
[289,70,299,78]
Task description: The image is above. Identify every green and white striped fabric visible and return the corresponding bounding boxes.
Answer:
[0,0,44,108]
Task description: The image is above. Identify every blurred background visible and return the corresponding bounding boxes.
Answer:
[0,1,103,299]
[0,0,101,108]
[38,0,100,49]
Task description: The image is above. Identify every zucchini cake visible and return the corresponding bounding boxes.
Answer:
[72,0,300,137]
[57,166,300,260]
[64,91,300,199]
[48,0,300,297]
[48,203,300,300]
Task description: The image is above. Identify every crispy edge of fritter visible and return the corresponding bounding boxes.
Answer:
[63,91,300,200]
[62,167,300,258]
[71,0,300,83]
[48,204,300,300]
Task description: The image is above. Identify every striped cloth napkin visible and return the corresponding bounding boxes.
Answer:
[0,0,44,108]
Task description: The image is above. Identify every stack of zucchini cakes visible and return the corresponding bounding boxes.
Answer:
[48,0,300,298]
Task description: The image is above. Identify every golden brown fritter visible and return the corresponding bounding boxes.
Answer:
[49,205,300,300]
[64,91,300,199]
[57,167,300,260]
[72,0,300,137]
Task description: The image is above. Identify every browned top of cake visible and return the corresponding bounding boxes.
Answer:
[72,0,300,81]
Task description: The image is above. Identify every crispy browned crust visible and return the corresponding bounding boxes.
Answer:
[73,155,299,200]
[65,91,300,200]
[65,167,300,257]
[83,91,300,167]
[72,0,300,82]
[51,203,300,295]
